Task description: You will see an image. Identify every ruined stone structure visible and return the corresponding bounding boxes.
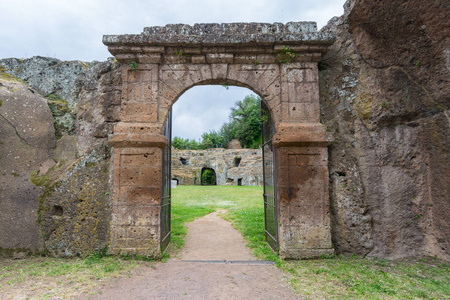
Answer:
[172,148,263,186]
[103,22,336,258]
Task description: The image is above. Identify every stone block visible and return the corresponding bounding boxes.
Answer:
[211,64,228,80]
[282,224,332,249]
[118,186,162,205]
[206,53,234,64]
[137,54,162,64]
[163,55,190,64]
[121,102,158,122]
[142,82,159,102]
[234,54,257,64]
[119,167,162,186]
[255,54,277,64]
[296,82,319,103]
[191,55,206,64]
[120,151,161,167]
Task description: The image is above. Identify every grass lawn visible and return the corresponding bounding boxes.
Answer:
[0,254,147,298]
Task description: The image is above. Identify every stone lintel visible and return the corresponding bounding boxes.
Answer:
[273,122,333,147]
[109,133,168,148]
[103,22,336,61]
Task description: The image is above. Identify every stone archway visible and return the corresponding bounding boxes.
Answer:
[201,167,216,186]
[104,22,335,259]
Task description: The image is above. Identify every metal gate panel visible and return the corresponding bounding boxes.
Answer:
[261,101,278,252]
[161,111,172,252]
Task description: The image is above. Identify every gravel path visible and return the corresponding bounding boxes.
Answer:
[88,212,300,300]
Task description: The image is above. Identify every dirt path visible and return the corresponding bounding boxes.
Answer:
[88,212,299,299]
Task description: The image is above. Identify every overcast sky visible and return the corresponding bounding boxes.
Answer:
[1,0,345,140]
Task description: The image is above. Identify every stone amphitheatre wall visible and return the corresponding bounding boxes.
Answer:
[171,148,263,186]
[0,0,448,260]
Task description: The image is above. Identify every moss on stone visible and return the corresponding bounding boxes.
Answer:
[354,91,372,120]
[0,64,25,83]
[0,98,3,107]
[46,93,71,116]
[37,149,111,258]
[0,247,32,258]
[30,170,54,188]
[45,93,75,139]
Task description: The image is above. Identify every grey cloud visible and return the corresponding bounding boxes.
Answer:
[1,0,344,61]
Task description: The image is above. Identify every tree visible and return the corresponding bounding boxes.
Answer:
[172,136,200,149]
[230,94,262,148]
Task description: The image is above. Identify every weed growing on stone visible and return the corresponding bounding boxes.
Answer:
[130,61,138,71]
[278,45,297,63]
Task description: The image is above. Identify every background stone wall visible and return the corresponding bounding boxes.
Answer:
[172,148,262,186]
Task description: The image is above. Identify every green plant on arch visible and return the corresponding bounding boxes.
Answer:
[278,46,297,63]
[130,61,138,71]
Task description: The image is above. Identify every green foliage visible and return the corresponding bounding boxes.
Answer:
[172,136,200,150]
[30,170,53,188]
[278,45,297,63]
[230,94,262,148]
[201,130,227,148]
[201,169,216,185]
[130,61,138,71]
[381,101,389,108]
[45,93,74,139]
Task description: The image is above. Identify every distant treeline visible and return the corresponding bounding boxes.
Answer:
[172,94,262,149]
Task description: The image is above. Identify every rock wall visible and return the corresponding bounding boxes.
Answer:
[320,0,449,260]
[0,71,55,255]
[172,148,262,186]
[0,57,122,257]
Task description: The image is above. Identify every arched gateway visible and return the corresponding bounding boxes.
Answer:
[103,22,335,259]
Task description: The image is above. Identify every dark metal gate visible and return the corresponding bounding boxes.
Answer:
[161,111,172,252]
[261,101,278,252]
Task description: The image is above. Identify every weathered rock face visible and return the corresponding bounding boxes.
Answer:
[320,0,449,260]
[0,74,55,255]
[172,148,262,186]
[0,58,122,257]
[0,57,121,145]
[35,59,121,257]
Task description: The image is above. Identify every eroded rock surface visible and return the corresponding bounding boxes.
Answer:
[0,75,55,254]
[320,0,449,260]
[0,58,121,257]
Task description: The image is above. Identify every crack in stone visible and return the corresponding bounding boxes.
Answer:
[0,114,32,146]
